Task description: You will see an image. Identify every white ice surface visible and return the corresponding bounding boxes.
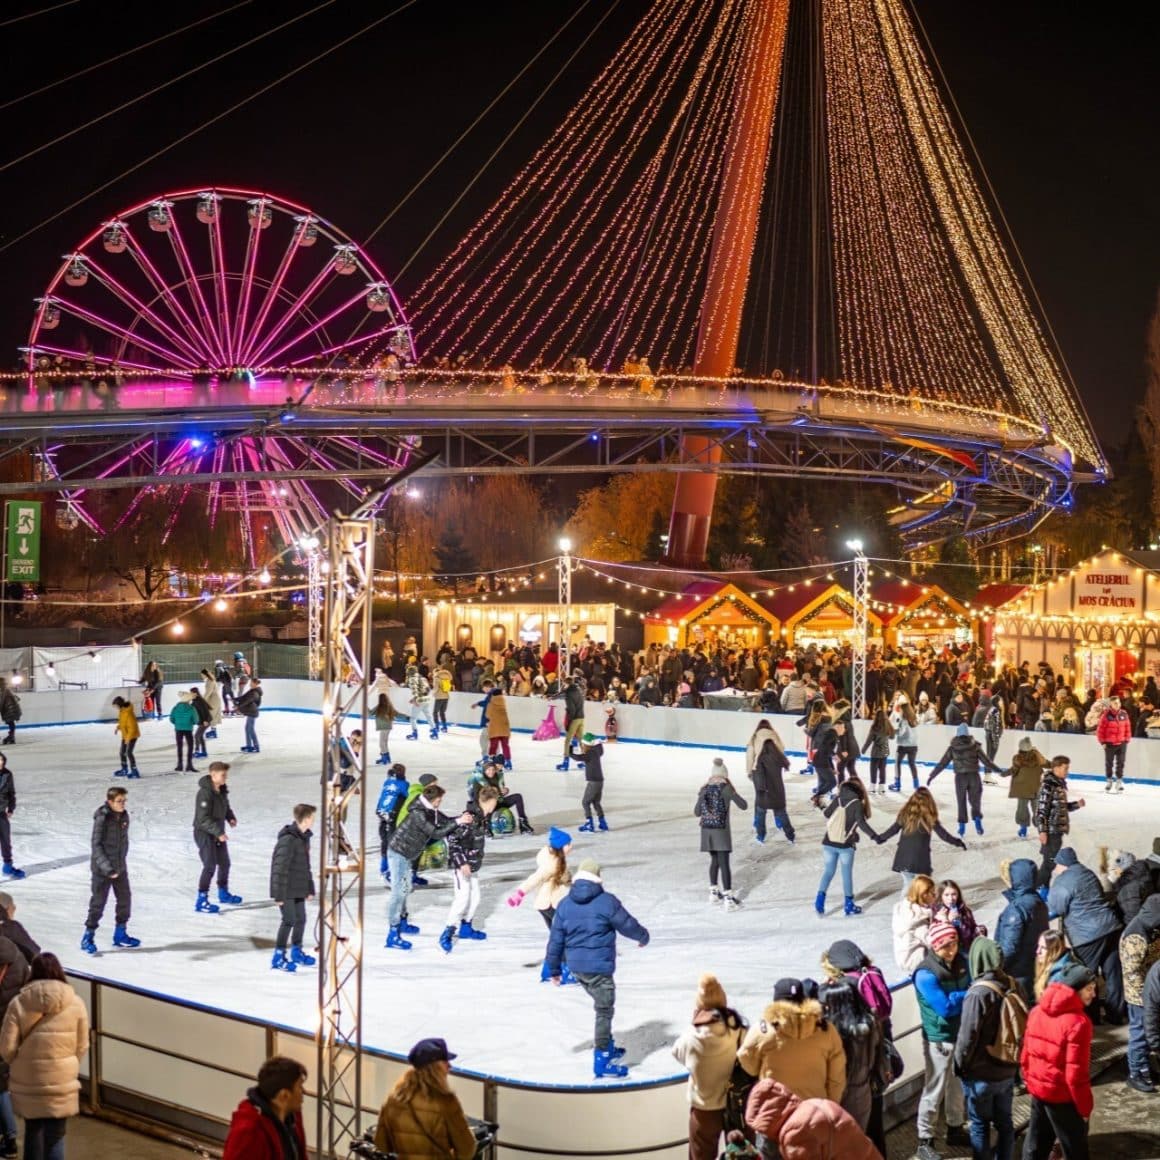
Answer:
[4,714,1155,1086]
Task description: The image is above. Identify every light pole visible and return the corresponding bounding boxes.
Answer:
[558,537,573,679]
[847,538,868,718]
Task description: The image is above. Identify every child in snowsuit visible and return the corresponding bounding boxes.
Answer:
[438,786,499,953]
[375,763,409,880]
[574,733,607,832]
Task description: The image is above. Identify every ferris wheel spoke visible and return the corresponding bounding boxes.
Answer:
[52,295,198,369]
[206,443,228,526]
[208,214,236,368]
[255,286,370,368]
[233,208,268,365]
[111,440,202,531]
[165,212,229,366]
[120,226,220,366]
[236,219,310,368]
[242,262,338,368]
[83,257,209,367]
[285,327,379,367]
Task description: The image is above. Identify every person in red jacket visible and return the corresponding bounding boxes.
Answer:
[1096,695,1132,793]
[1020,963,1096,1160]
[223,1055,308,1160]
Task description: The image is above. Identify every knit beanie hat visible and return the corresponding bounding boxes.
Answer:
[582,732,597,743]
[696,973,728,1011]
[1055,847,1078,867]
[968,936,1003,977]
[928,921,959,951]
[577,858,602,877]
[1056,962,1096,992]
[1018,737,1033,753]
[548,827,572,850]
[825,939,866,973]
[711,757,728,776]
[956,722,970,737]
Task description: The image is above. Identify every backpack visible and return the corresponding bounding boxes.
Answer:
[698,783,728,829]
[438,674,452,695]
[721,1057,756,1136]
[825,799,857,844]
[974,980,1028,1064]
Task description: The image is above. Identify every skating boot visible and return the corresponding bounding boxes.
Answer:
[1115,779,1125,794]
[217,887,243,905]
[607,1037,627,1060]
[206,728,218,740]
[114,767,128,777]
[127,769,140,779]
[290,945,316,967]
[555,757,570,772]
[458,919,487,941]
[271,949,297,972]
[518,817,535,835]
[578,818,595,833]
[888,780,900,793]
[597,817,609,831]
[974,818,985,836]
[957,822,967,838]
[1105,780,1114,794]
[709,886,723,905]
[815,891,826,917]
[1017,825,1028,839]
[429,728,440,741]
[439,926,456,954]
[1,864,25,880]
[112,924,141,948]
[503,759,512,771]
[912,779,920,791]
[912,1138,942,1160]
[385,925,412,950]
[379,856,391,882]
[411,871,429,888]
[80,929,98,956]
[844,896,863,916]
[722,892,742,912]
[406,729,419,741]
[195,892,220,914]
[382,750,391,763]
[593,1048,629,1079]
[399,917,420,935]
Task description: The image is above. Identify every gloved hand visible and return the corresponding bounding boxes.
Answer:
[506,889,525,908]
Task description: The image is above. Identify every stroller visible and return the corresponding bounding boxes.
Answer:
[349,1116,498,1160]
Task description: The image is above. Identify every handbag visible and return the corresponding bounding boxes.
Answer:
[722,1058,756,1136]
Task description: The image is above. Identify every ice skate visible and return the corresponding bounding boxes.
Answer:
[429,728,439,741]
[815,891,826,916]
[974,817,985,835]
[458,919,487,941]
[555,758,570,772]
[114,768,128,777]
[410,872,428,888]
[385,925,412,950]
[911,1138,942,1160]
[271,949,297,972]
[518,817,535,835]
[126,769,140,779]
[593,1048,628,1078]
[503,759,513,771]
[578,818,595,833]
[1,863,25,880]
[439,925,456,953]
[1018,825,1028,839]
[889,780,900,793]
[405,729,418,741]
[1105,780,1114,794]
[844,896,862,916]
[1115,779,1125,793]
[112,924,141,948]
[290,945,316,967]
[957,822,967,837]
[597,817,609,831]
[80,930,98,956]
[217,887,243,905]
[709,886,723,904]
[399,918,420,935]
[195,892,220,914]
[723,892,742,912]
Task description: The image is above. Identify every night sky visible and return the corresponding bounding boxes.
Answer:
[1,0,1155,449]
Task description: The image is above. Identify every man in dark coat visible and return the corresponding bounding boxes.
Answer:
[556,677,588,769]
[1048,847,1125,1023]
[994,858,1049,1000]
[236,678,263,753]
[1034,756,1085,887]
[545,859,649,1078]
[223,1055,308,1160]
[1119,895,1160,1090]
[1109,851,1156,926]
[751,736,793,843]
[928,723,1004,836]
[269,803,317,972]
[0,893,38,965]
[82,785,141,954]
[193,762,240,913]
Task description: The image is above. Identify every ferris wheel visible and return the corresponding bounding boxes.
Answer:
[26,186,414,380]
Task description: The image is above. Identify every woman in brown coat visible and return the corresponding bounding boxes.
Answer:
[1000,737,1050,838]
[374,1038,477,1159]
[0,953,89,1159]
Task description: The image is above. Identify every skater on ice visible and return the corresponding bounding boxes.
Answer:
[372,691,396,765]
[269,803,317,973]
[999,737,1050,839]
[573,733,607,833]
[404,663,437,742]
[507,827,577,980]
[375,762,409,880]
[694,757,747,911]
[235,678,263,753]
[815,776,878,918]
[926,722,1003,837]
[467,759,534,835]
[168,690,198,774]
[193,761,241,913]
[873,787,965,894]
[0,756,24,880]
[110,695,140,778]
[82,786,141,955]
[438,784,499,953]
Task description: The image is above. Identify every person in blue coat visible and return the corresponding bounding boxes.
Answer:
[994,857,1049,1001]
[375,764,409,881]
[544,858,650,1079]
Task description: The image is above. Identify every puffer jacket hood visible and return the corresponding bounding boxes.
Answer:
[13,979,69,1018]
[569,877,604,905]
[760,998,824,1040]
[1125,893,1160,939]
[1005,858,1038,895]
[1038,980,1085,1019]
[747,1077,799,1137]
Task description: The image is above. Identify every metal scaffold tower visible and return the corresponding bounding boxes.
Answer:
[849,541,868,717]
[316,515,375,1158]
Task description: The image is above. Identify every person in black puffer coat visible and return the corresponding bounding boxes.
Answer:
[1108,850,1156,926]
[83,786,140,954]
[193,763,239,912]
[269,803,316,972]
[0,932,30,1154]
[927,724,1003,836]
[751,736,793,844]
[994,857,1049,1001]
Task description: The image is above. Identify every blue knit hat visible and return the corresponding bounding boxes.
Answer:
[548,827,572,850]
[956,722,970,737]
[1055,847,1078,867]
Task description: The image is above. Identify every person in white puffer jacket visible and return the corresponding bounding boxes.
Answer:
[0,952,89,1159]
[671,973,748,1160]
[893,874,936,975]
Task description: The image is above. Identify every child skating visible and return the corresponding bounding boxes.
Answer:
[269,803,317,972]
[507,827,578,982]
[375,763,409,881]
[438,785,499,953]
[573,733,608,832]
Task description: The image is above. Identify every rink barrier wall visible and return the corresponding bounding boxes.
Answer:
[10,677,1160,782]
[66,967,926,1157]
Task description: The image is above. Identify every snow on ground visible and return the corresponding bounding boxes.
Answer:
[4,713,1157,1086]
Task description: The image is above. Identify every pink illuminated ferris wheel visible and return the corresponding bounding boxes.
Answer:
[26,186,414,379]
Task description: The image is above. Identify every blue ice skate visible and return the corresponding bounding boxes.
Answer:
[112,924,141,948]
[2,864,25,880]
[217,887,243,905]
[593,1048,628,1078]
[80,930,97,956]
[271,949,297,972]
[290,945,316,967]
[195,892,220,914]
[385,925,412,950]
[439,926,456,954]
[458,920,487,941]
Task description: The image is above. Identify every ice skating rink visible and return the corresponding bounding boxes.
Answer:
[7,713,1156,1084]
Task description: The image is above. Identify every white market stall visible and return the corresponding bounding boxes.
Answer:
[423,600,617,662]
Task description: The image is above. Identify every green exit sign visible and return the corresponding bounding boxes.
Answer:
[5,501,42,583]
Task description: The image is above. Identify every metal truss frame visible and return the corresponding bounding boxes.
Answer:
[0,403,1076,549]
[316,516,375,1159]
